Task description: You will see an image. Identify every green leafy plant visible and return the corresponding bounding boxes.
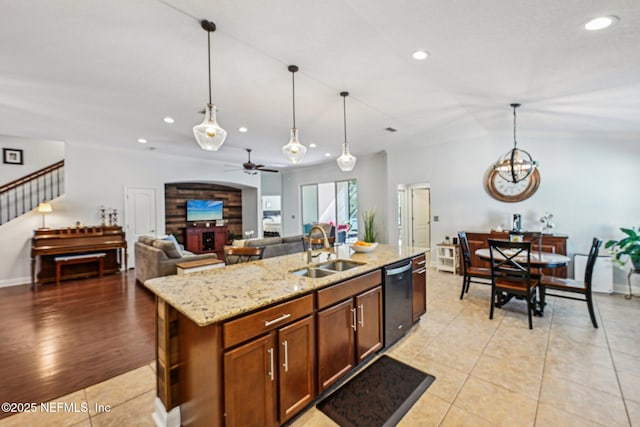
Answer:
[361,209,378,243]
[605,226,640,269]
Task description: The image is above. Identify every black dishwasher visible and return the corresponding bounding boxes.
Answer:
[383,259,413,347]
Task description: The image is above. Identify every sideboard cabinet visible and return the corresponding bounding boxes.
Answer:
[464,231,568,277]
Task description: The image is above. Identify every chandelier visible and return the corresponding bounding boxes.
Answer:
[494,103,538,183]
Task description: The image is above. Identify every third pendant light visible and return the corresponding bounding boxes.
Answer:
[281,65,307,164]
[336,91,357,172]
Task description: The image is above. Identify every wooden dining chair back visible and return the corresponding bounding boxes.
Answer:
[458,231,492,300]
[223,246,265,265]
[540,238,602,328]
[488,239,539,329]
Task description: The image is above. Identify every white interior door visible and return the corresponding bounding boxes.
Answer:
[125,187,157,268]
[411,187,430,249]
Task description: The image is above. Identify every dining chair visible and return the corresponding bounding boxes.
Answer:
[458,231,492,300]
[223,246,265,265]
[488,239,539,329]
[539,238,602,328]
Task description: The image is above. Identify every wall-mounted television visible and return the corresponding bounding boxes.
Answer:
[186,199,223,222]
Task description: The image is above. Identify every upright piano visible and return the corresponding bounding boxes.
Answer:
[31,225,127,287]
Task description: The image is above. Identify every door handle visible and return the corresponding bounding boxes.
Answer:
[358,304,364,328]
[264,313,291,327]
[350,307,357,331]
[282,340,289,372]
[267,348,274,381]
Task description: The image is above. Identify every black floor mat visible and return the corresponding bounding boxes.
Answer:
[317,355,436,427]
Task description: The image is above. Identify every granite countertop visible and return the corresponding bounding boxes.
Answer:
[144,244,426,327]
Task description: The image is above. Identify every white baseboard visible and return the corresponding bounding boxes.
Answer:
[0,276,31,288]
[152,397,180,427]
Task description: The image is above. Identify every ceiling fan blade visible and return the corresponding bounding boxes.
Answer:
[257,167,279,173]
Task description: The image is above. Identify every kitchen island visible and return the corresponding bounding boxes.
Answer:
[144,243,426,427]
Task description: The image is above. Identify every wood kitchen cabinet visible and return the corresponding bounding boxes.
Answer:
[316,270,383,392]
[412,254,427,322]
[223,294,315,427]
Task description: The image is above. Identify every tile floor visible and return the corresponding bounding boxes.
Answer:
[2,268,638,426]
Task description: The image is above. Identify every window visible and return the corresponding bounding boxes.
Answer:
[301,180,358,243]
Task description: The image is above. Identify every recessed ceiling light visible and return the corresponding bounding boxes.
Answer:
[584,16,618,31]
[137,138,147,144]
[324,152,331,157]
[309,143,317,148]
[412,50,429,60]
[163,116,175,124]
[238,126,248,133]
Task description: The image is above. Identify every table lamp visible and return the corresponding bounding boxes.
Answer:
[37,202,52,229]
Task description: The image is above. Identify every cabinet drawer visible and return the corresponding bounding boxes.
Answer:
[317,270,382,310]
[223,294,314,349]
[412,254,426,270]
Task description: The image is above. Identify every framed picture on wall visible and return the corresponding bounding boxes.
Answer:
[3,148,23,165]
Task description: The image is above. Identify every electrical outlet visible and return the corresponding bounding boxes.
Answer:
[434,216,439,222]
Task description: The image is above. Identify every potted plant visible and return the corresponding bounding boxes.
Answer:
[361,209,378,243]
[605,226,640,269]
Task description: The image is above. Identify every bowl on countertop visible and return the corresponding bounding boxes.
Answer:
[350,242,378,253]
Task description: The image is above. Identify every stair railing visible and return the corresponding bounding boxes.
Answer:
[0,160,65,225]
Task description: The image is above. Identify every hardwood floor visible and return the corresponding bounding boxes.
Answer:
[0,270,155,420]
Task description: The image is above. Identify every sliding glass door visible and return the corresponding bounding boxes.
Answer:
[301,180,358,243]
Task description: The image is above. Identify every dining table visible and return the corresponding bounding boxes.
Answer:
[475,248,571,315]
[474,248,571,269]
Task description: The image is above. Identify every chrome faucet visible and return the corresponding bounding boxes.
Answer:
[306,225,332,263]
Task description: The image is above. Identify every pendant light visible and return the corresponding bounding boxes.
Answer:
[336,91,357,172]
[494,103,538,183]
[193,20,227,151]
[282,65,307,163]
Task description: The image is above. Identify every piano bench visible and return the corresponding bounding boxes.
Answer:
[54,253,107,286]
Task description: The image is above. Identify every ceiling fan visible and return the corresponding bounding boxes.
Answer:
[238,148,279,175]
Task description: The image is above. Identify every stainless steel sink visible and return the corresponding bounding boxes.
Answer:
[290,259,366,278]
[316,259,366,272]
[291,267,336,278]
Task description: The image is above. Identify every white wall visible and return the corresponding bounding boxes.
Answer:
[0,142,260,287]
[281,152,388,240]
[0,135,65,183]
[386,137,640,284]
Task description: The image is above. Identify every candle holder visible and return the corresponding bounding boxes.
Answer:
[99,205,106,226]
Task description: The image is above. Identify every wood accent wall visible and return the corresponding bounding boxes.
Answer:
[164,183,242,243]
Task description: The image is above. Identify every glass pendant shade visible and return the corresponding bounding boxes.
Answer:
[282,65,307,164]
[193,104,227,151]
[282,128,307,163]
[336,91,357,172]
[495,148,537,183]
[337,142,357,171]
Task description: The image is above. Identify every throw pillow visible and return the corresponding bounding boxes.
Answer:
[162,234,183,256]
[153,239,182,258]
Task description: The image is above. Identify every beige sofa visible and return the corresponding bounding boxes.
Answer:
[243,235,305,258]
[134,235,218,283]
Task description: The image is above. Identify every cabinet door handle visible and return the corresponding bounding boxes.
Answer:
[358,304,365,328]
[417,259,426,265]
[351,307,357,331]
[282,340,289,372]
[416,267,427,274]
[264,313,291,327]
[267,348,274,381]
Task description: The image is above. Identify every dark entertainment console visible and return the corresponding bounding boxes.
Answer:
[184,226,228,259]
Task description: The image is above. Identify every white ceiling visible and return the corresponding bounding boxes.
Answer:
[1,0,639,171]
